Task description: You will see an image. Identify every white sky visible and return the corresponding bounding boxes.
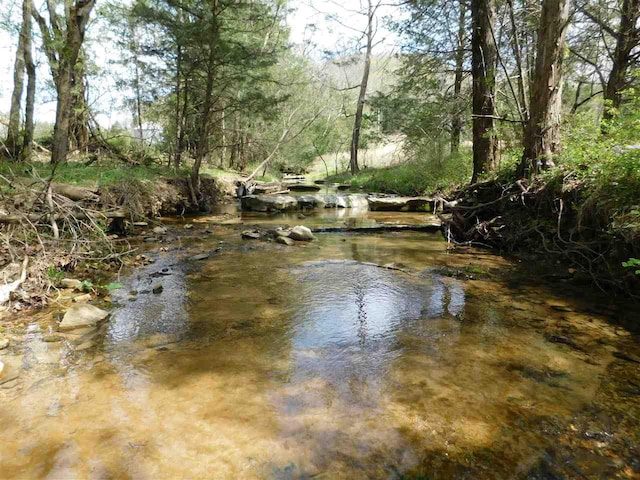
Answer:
[0,0,402,125]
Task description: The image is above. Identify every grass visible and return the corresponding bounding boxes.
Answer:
[325,150,472,196]
[0,160,186,186]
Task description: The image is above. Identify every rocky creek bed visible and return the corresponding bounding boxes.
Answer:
[0,205,639,479]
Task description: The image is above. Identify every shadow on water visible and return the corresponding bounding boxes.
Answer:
[1,210,639,479]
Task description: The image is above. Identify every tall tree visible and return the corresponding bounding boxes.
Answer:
[4,0,31,159]
[350,0,377,174]
[451,0,468,153]
[471,0,498,183]
[34,0,95,163]
[520,0,572,176]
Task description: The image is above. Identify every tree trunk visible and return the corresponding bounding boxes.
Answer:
[471,0,498,183]
[602,0,640,125]
[350,0,375,175]
[47,0,95,164]
[22,0,35,162]
[451,0,467,154]
[519,0,571,176]
[5,0,30,159]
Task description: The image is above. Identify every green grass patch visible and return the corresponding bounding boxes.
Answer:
[0,161,189,187]
[326,150,472,196]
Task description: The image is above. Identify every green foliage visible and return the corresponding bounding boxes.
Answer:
[47,266,64,283]
[328,149,472,196]
[622,258,640,275]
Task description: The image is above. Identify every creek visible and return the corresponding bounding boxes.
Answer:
[1,203,639,479]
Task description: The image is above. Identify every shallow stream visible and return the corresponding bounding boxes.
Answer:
[1,206,639,479]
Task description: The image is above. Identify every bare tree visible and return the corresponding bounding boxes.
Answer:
[350,0,378,174]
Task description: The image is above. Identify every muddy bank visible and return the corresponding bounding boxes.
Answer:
[440,177,640,296]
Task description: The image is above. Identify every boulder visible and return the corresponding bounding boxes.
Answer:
[276,236,295,246]
[368,196,432,212]
[297,195,326,209]
[241,195,298,212]
[289,226,315,242]
[59,304,110,332]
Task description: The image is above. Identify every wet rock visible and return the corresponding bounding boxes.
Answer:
[288,226,314,241]
[73,293,92,303]
[241,195,298,212]
[0,357,21,385]
[242,230,262,240]
[60,278,82,289]
[276,236,295,246]
[43,335,62,343]
[189,253,210,261]
[0,338,9,350]
[58,304,110,332]
[153,226,168,235]
[368,196,432,212]
[152,284,163,294]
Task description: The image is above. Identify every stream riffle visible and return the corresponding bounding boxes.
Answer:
[1,206,639,479]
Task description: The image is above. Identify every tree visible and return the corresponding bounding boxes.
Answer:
[350,0,378,174]
[34,0,96,163]
[4,0,31,160]
[471,0,498,183]
[520,0,572,176]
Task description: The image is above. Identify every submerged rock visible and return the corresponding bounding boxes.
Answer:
[276,236,295,246]
[59,304,110,332]
[189,253,210,261]
[60,278,82,290]
[289,226,314,242]
[0,357,20,385]
[0,338,9,350]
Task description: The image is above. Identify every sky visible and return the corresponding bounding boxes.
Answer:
[0,0,403,126]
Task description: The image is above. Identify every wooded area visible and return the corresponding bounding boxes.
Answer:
[0,0,639,291]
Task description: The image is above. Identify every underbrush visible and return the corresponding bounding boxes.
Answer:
[326,149,472,196]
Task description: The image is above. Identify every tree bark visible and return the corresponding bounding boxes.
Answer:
[350,0,375,175]
[22,0,35,162]
[5,0,30,159]
[451,0,467,154]
[45,0,95,164]
[602,0,640,125]
[519,0,571,176]
[471,0,498,183]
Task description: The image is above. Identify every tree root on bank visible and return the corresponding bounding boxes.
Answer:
[439,175,640,297]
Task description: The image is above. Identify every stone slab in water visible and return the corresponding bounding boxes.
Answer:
[288,184,322,192]
[241,194,369,212]
[59,304,110,332]
[368,196,433,212]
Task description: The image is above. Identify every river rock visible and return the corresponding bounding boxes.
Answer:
[152,284,163,294]
[0,338,9,350]
[276,236,295,246]
[242,230,262,240]
[368,196,432,212]
[297,195,325,209]
[189,253,210,261]
[59,304,110,332]
[241,195,298,212]
[289,226,314,241]
[0,357,21,385]
[153,226,168,235]
[61,278,82,290]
